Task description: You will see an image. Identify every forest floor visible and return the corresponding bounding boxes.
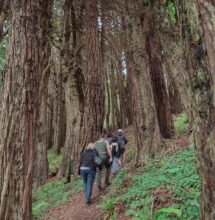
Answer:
[37,115,196,220]
[45,185,103,220]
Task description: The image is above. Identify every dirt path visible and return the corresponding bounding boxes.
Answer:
[45,184,105,220]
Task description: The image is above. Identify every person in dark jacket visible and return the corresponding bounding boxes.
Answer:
[117,129,128,165]
[111,134,121,177]
[79,143,98,205]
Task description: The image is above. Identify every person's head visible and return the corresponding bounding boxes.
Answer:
[118,129,123,135]
[100,133,105,139]
[86,143,95,150]
[107,131,113,138]
[112,133,118,143]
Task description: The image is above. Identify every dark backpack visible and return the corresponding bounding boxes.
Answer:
[112,143,120,156]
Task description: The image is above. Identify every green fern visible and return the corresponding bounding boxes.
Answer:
[98,197,115,211]
[155,207,182,220]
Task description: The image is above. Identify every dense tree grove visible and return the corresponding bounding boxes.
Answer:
[0,0,215,219]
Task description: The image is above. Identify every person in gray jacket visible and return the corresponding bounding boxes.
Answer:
[117,129,128,165]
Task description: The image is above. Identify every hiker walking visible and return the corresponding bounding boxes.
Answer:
[117,129,128,165]
[106,131,113,145]
[78,143,98,206]
[95,134,112,191]
[111,134,121,177]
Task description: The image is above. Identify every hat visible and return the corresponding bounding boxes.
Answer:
[118,129,123,133]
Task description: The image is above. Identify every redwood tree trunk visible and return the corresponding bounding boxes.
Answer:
[0,0,9,41]
[123,0,161,165]
[58,0,84,177]
[192,1,215,219]
[35,0,53,186]
[146,3,173,138]
[78,0,105,149]
[0,0,48,219]
[53,60,66,154]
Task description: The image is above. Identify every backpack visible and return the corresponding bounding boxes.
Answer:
[95,140,108,161]
[112,143,120,156]
[118,135,127,151]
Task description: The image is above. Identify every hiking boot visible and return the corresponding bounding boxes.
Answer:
[113,173,117,178]
[97,186,102,192]
[86,201,91,207]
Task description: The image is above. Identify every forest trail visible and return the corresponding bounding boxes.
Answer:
[45,185,103,220]
[45,127,135,220]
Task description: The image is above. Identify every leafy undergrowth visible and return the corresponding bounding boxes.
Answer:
[100,146,201,220]
[173,112,189,136]
[48,149,63,176]
[32,178,83,219]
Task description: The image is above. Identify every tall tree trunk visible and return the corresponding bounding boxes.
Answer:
[35,0,53,186]
[159,1,191,115]
[78,0,105,149]
[146,2,173,138]
[123,0,161,165]
[117,58,127,129]
[110,63,119,130]
[105,67,111,129]
[53,57,66,154]
[58,0,84,177]
[0,0,48,219]
[192,1,215,219]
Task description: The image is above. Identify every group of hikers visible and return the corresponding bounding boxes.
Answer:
[78,129,128,206]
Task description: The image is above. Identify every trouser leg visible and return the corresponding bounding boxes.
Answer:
[86,169,96,203]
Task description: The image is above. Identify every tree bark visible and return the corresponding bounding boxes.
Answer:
[159,1,192,114]
[58,0,84,177]
[34,0,53,186]
[0,0,48,219]
[0,0,9,41]
[123,0,161,165]
[192,1,215,219]
[52,57,66,154]
[146,3,173,138]
[78,0,105,149]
